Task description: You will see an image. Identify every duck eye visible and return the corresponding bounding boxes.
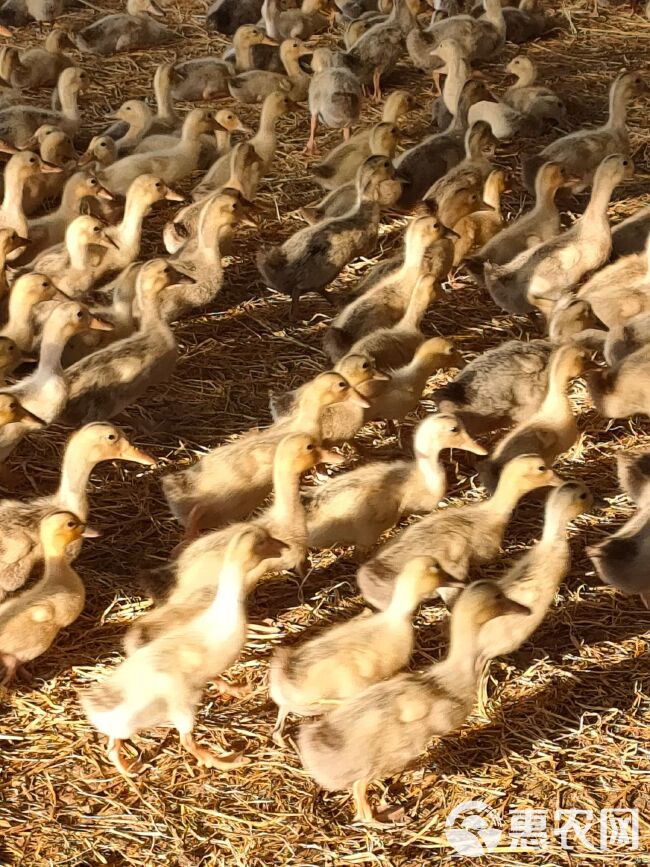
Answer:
[450,426,459,433]
[538,465,546,472]
[107,432,117,441]
[155,182,162,188]
[90,179,97,185]
[67,520,76,528]
[306,443,313,451]
[7,344,14,352]
[29,157,36,164]
[76,310,84,318]
[580,492,587,499]
[126,106,131,111]
[362,361,369,369]
[93,226,100,232]
[338,381,346,389]
[42,281,48,288]
[9,400,17,409]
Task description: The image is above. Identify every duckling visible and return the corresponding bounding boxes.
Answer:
[0,511,91,685]
[343,16,372,48]
[364,337,463,427]
[206,0,264,35]
[228,38,310,104]
[101,109,223,197]
[298,581,529,824]
[522,72,647,193]
[160,191,256,322]
[2,302,112,427]
[6,31,73,90]
[336,0,382,15]
[345,274,439,370]
[24,172,114,260]
[601,312,650,367]
[467,95,543,141]
[162,372,368,534]
[426,0,506,61]
[262,0,329,41]
[231,24,283,73]
[0,150,61,237]
[271,557,460,744]
[430,37,472,123]
[588,453,650,607]
[61,277,138,366]
[0,67,89,147]
[577,232,650,329]
[343,0,419,103]
[467,161,569,270]
[487,154,630,319]
[59,260,191,426]
[75,0,177,54]
[258,156,399,318]
[305,412,485,555]
[193,91,293,200]
[0,422,154,599]
[30,215,118,297]
[476,481,592,668]
[586,342,650,420]
[129,434,341,653]
[502,0,548,42]
[104,100,154,155]
[478,344,587,492]
[0,272,62,353]
[82,526,286,776]
[0,393,43,472]
[24,127,76,209]
[346,90,414,146]
[0,0,63,27]
[0,227,27,310]
[452,168,506,264]
[358,454,561,610]
[503,55,566,122]
[305,47,362,154]
[312,120,398,190]
[611,202,650,260]
[92,175,184,283]
[424,121,496,226]
[324,220,454,361]
[173,56,234,101]
[270,353,389,446]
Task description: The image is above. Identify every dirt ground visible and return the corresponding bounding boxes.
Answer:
[0,0,648,864]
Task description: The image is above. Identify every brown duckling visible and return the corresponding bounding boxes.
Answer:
[486,154,630,318]
[0,393,43,474]
[358,454,561,610]
[344,273,439,370]
[586,342,650,420]
[502,0,549,43]
[81,526,286,776]
[173,56,234,101]
[305,412,485,555]
[522,72,647,193]
[0,423,154,600]
[364,337,464,428]
[313,120,398,190]
[21,126,75,217]
[465,161,570,273]
[126,435,342,654]
[305,47,362,155]
[0,272,62,353]
[298,580,529,824]
[477,480,592,667]
[0,511,92,686]
[74,0,177,55]
[5,30,73,90]
[588,452,650,607]
[452,168,506,265]
[207,0,266,36]
[231,23,283,73]
[262,0,329,41]
[324,217,454,361]
[228,38,311,104]
[611,206,650,259]
[478,344,587,492]
[0,340,25,385]
[0,149,62,237]
[503,55,566,122]
[257,155,400,319]
[424,121,496,227]
[162,372,368,535]
[270,557,460,745]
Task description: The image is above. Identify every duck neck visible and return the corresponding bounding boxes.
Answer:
[117,190,150,248]
[34,322,66,384]
[539,356,571,414]
[399,281,429,331]
[514,65,536,88]
[197,214,226,267]
[1,164,26,228]
[606,78,628,132]
[42,548,79,590]
[483,175,502,216]
[293,392,327,437]
[269,461,303,533]
[282,52,303,78]
[262,0,281,40]
[438,605,483,692]
[154,71,176,124]
[59,83,80,122]
[533,176,559,216]
[581,170,616,230]
[205,559,247,625]
[56,442,97,518]
[117,110,150,149]
[4,290,33,348]
[58,179,84,220]
[215,129,231,153]
[68,231,93,270]
[138,291,167,332]
[483,478,525,526]
[442,53,469,116]
[251,104,280,165]
[484,0,505,31]
[540,507,570,547]
[413,445,444,498]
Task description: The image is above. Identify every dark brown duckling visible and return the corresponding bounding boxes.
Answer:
[257,155,401,319]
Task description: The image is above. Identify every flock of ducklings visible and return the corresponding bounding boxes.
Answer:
[0,0,648,828]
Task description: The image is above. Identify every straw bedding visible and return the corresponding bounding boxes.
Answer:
[0,1,648,864]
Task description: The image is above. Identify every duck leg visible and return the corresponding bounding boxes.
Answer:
[352,779,375,823]
[271,707,288,747]
[178,731,249,770]
[371,68,382,103]
[107,737,142,777]
[432,69,443,96]
[0,652,17,686]
[343,127,351,141]
[303,113,319,155]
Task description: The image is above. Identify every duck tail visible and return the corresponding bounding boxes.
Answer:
[431,379,466,411]
[329,92,361,127]
[298,206,320,225]
[463,255,485,281]
[312,162,335,181]
[477,457,500,495]
[257,246,287,291]
[521,154,545,194]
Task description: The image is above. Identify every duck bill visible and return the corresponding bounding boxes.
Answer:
[96,185,114,200]
[121,444,157,466]
[40,161,64,174]
[462,433,487,456]
[0,139,18,154]
[16,405,46,425]
[261,36,278,45]
[166,265,195,285]
[236,122,254,134]
[103,235,120,249]
[9,235,28,253]
[546,470,564,487]
[0,24,12,37]
[501,598,532,617]
[315,447,346,466]
[372,369,391,382]
[239,205,259,228]
[164,188,185,202]
[89,317,114,332]
[81,525,102,539]
[261,535,290,559]
[443,227,460,239]
[77,151,94,166]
